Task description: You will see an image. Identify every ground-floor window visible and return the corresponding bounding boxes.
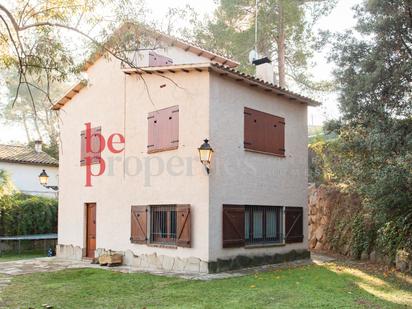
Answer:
[222,205,303,248]
[151,205,177,245]
[245,206,283,245]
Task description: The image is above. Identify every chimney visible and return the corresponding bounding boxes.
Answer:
[34,140,42,153]
[253,57,275,85]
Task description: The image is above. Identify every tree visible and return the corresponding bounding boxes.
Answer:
[0,0,151,111]
[195,0,335,89]
[326,0,412,256]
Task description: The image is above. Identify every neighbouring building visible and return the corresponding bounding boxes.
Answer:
[0,142,58,198]
[53,23,320,273]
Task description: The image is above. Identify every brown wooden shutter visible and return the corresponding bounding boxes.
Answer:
[81,127,102,166]
[147,111,156,151]
[176,204,191,247]
[130,206,148,244]
[244,107,285,156]
[244,108,255,149]
[276,117,285,156]
[148,106,179,153]
[91,127,102,164]
[80,131,86,165]
[285,207,303,243]
[222,205,245,248]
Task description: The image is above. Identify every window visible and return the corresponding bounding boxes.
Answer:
[223,205,302,248]
[80,126,102,166]
[151,205,177,245]
[245,206,283,245]
[244,107,285,156]
[130,204,191,247]
[147,105,179,153]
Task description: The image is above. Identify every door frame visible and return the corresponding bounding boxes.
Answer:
[85,203,96,258]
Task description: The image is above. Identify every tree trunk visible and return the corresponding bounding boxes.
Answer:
[277,1,286,88]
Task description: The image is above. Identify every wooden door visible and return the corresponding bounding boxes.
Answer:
[86,203,96,258]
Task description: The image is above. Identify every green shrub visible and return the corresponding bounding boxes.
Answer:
[0,193,57,236]
[376,215,412,263]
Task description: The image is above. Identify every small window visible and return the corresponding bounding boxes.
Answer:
[151,205,177,245]
[80,126,102,166]
[244,107,285,156]
[245,206,283,245]
[147,106,179,153]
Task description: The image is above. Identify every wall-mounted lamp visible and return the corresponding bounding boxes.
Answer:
[198,139,214,174]
[38,169,59,191]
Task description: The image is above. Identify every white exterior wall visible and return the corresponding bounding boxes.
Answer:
[209,73,308,261]
[58,46,309,268]
[58,55,210,261]
[0,161,58,198]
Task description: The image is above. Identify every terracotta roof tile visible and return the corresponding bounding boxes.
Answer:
[0,144,58,166]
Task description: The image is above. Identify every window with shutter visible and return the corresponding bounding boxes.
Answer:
[149,204,191,247]
[285,207,304,243]
[244,107,285,157]
[222,205,245,248]
[80,126,102,166]
[147,105,179,153]
[130,206,148,244]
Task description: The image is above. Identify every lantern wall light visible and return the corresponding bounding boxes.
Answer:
[198,139,214,174]
[38,169,59,191]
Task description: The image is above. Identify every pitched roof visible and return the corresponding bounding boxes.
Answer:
[0,144,58,166]
[52,63,320,109]
[125,63,321,106]
[81,22,239,71]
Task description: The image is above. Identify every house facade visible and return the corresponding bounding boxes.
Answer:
[54,24,319,273]
[0,143,58,198]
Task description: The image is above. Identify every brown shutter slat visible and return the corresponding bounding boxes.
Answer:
[131,206,148,244]
[176,204,191,247]
[222,205,245,248]
[285,207,303,243]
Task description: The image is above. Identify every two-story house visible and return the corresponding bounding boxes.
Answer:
[53,23,319,273]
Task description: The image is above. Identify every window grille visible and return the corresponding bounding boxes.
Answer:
[150,205,177,245]
[245,206,283,245]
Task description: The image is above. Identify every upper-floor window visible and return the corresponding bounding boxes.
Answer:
[80,126,102,166]
[244,107,285,156]
[147,105,179,153]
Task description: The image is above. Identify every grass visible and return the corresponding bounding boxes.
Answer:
[2,262,411,308]
[0,251,45,262]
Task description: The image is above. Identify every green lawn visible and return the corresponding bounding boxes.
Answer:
[0,251,45,262]
[1,263,411,308]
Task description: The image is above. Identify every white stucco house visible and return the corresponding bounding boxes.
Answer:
[0,142,59,198]
[53,23,320,273]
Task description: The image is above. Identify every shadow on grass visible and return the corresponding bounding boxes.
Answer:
[1,263,411,308]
